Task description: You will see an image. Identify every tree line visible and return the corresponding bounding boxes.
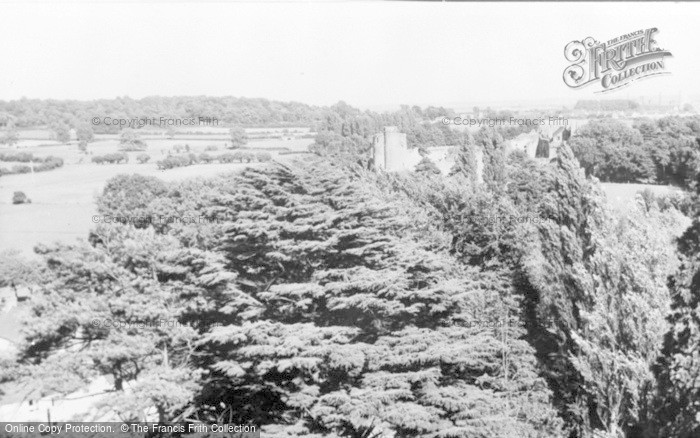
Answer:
[569,116,700,187]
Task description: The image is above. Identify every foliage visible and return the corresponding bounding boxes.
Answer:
[136,153,150,164]
[255,151,272,162]
[188,162,564,437]
[414,156,441,175]
[0,152,64,175]
[569,116,700,187]
[18,227,234,421]
[1,126,19,146]
[12,191,30,204]
[51,123,71,144]
[198,153,214,163]
[92,152,128,164]
[76,124,95,144]
[96,174,169,229]
[229,127,248,149]
[119,128,147,151]
[0,249,43,287]
[653,181,700,437]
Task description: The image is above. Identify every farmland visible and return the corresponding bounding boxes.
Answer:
[0,129,314,256]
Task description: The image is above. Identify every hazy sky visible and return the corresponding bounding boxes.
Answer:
[1,2,698,109]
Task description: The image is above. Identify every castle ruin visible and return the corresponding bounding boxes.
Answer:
[371,125,566,181]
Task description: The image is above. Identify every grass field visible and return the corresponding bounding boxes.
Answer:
[0,135,314,256]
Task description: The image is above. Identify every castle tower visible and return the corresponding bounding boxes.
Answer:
[372,126,409,171]
[372,131,386,169]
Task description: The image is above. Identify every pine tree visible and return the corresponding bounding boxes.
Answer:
[18,226,244,422]
[196,161,563,437]
[654,184,700,437]
[414,156,441,176]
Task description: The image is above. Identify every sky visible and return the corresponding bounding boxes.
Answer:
[0,1,699,110]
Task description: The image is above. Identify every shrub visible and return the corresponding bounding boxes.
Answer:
[199,153,214,163]
[118,140,147,152]
[12,191,30,204]
[219,153,235,163]
[255,151,272,162]
[92,152,128,164]
[119,129,147,151]
[232,151,243,162]
[0,151,32,162]
[136,153,150,164]
[173,144,185,153]
[205,145,219,152]
[240,152,254,163]
[11,164,31,174]
[156,154,196,170]
[35,157,63,171]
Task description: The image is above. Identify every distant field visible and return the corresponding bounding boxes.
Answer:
[0,135,314,256]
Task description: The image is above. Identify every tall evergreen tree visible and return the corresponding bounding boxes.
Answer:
[195,161,563,437]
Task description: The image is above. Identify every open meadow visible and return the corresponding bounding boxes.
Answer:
[0,131,314,256]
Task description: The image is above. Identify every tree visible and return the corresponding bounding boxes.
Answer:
[654,183,700,436]
[568,203,686,438]
[568,119,654,183]
[136,153,150,164]
[414,156,441,176]
[119,128,147,151]
[96,174,169,229]
[18,227,234,422]
[194,162,563,437]
[52,123,71,144]
[474,128,507,192]
[0,249,43,288]
[12,191,30,204]
[1,126,19,147]
[229,127,248,149]
[76,124,95,144]
[449,137,479,182]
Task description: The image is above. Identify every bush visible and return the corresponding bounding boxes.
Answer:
[35,157,63,171]
[92,152,128,164]
[136,153,150,164]
[232,151,243,162]
[119,129,147,151]
[255,151,272,162]
[0,151,34,162]
[198,153,214,163]
[205,145,219,152]
[219,153,235,163]
[97,175,168,228]
[12,191,30,204]
[156,154,197,170]
[11,164,31,174]
[118,139,147,152]
[240,152,254,163]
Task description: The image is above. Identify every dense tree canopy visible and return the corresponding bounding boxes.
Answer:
[569,117,700,187]
[5,137,697,438]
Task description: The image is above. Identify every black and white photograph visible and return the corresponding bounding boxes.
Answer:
[0,2,699,437]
